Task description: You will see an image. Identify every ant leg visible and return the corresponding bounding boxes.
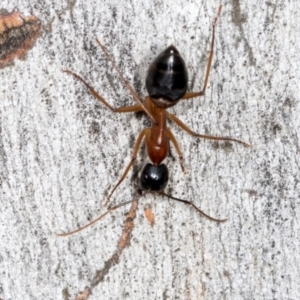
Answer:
[104,128,149,206]
[95,39,157,124]
[63,70,144,113]
[182,5,223,100]
[115,105,144,113]
[162,192,226,222]
[167,112,251,147]
[166,128,185,173]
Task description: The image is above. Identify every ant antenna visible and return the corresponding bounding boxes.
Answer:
[162,192,227,222]
[57,191,147,237]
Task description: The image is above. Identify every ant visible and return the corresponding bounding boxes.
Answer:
[58,5,250,237]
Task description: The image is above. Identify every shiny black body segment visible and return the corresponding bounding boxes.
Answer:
[140,163,169,191]
[146,45,188,107]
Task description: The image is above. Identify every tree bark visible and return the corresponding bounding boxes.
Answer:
[1,0,299,299]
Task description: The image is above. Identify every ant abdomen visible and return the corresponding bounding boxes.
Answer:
[146,45,188,108]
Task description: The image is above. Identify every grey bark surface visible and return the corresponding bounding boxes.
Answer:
[1,0,300,299]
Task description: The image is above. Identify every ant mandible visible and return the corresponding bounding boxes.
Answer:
[58,5,250,237]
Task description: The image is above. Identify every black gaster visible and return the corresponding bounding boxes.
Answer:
[146,45,188,107]
[140,163,169,191]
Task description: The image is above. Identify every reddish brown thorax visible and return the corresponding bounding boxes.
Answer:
[145,96,169,166]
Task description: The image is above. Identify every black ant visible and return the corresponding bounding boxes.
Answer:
[58,5,250,237]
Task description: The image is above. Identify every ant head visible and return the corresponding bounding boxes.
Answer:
[146,45,188,108]
[140,163,169,192]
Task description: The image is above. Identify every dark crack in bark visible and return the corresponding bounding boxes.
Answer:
[74,200,138,299]
[0,11,41,68]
